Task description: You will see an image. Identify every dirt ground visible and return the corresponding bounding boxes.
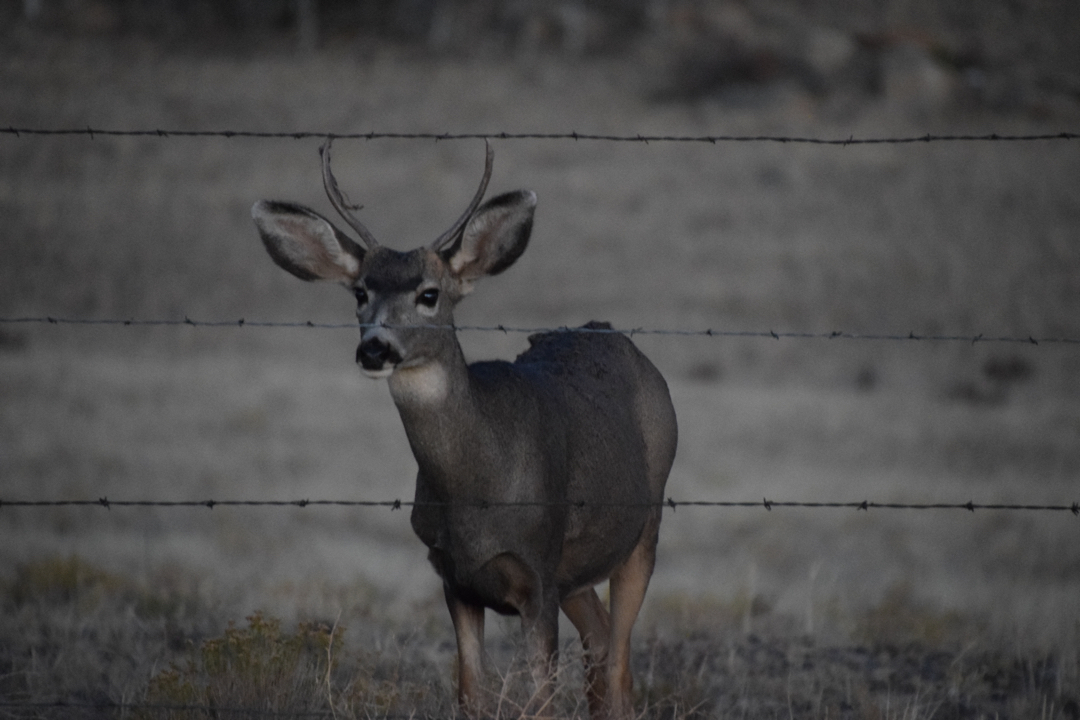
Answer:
[1,7,1079,717]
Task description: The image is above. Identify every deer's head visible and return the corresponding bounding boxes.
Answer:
[252,142,536,378]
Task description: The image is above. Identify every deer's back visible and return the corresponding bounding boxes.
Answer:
[513,322,678,592]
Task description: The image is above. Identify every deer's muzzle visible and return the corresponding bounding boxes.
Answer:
[356,337,403,372]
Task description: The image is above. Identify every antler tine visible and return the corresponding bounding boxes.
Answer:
[320,138,380,250]
[431,141,494,253]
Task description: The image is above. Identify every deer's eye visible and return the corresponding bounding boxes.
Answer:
[353,286,369,305]
[417,288,439,308]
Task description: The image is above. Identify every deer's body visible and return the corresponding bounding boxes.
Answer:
[407,322,672,603]
[253,143,677,720]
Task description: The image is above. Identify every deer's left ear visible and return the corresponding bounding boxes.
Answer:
[444,190,536,290]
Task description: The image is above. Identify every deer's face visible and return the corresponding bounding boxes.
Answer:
[351,247,463,377]
[252,143,536,380]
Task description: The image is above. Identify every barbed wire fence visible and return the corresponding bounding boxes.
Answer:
[3,700,409,718]
[1,497,1077,514]
[3,127,1078,144]
[3,126,1079,719]
[3,315,1080,345]
[0,700,389,719]
[3,126,1079,516]
[3,317,1077,515]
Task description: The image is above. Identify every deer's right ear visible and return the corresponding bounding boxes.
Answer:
[252,200,364,283]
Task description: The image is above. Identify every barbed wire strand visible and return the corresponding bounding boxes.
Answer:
[2,316,1078,346]
[0,700,442,719]
[1,497,1077,514]
[0,700,356,718]
[2,127,1078,144]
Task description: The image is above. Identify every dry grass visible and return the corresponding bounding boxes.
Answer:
[2,557,1076,718]
[2,6,1079,719]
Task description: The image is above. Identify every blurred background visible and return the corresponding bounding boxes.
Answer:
[1,0,1079,712]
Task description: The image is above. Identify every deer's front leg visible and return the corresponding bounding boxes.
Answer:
[521,592,560,717]
[606,532,658,720]
[483,553,560,717]
[444,584,487,716]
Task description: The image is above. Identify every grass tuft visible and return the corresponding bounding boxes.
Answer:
[142,612,338,719]
[854,583,976,648]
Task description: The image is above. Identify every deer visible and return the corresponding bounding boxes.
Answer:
[251,141,678,720]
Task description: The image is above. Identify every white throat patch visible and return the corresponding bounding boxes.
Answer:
[388,362,450,405]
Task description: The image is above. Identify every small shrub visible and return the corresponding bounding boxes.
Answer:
[142,612,339,719]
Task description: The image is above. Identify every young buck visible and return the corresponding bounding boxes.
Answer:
[252,141,678,720]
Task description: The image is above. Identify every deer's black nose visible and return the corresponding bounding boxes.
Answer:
[357,337,402,371]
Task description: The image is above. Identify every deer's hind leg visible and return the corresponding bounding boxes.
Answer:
[562,587,612,718]
[605,522,659,720]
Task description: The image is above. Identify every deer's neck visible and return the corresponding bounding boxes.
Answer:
[387,341,479,481]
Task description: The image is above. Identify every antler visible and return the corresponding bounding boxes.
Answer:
[320,139,380,250]
[431,141,494,253]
